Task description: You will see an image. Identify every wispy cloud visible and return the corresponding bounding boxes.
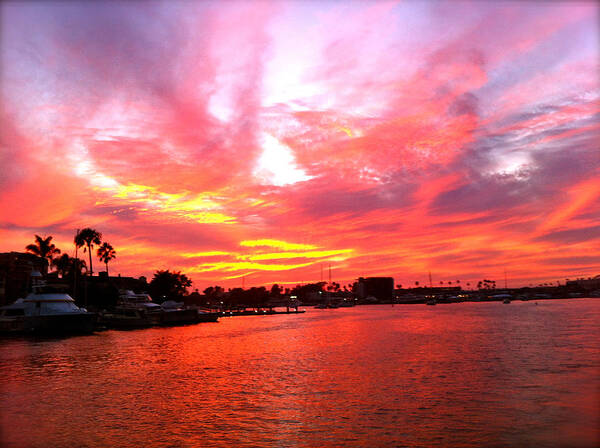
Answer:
[1,1,598,288]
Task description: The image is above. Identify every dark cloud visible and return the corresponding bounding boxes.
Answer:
[291,179,417,219]
[534,225,600,245]
[447,92,479,118]
[431,173,528,214]
[30,2,192,100]
[542,255,600,266]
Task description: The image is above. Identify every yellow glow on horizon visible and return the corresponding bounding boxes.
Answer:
[242,249,353,261]
[223,271,257,280]
[193,260,316,273]
[182,251,231,258]
[240,239,317,251]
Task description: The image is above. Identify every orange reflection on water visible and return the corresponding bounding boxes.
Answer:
[0,300,598,447]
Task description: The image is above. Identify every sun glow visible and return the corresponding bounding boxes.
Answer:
[254,134,313,186]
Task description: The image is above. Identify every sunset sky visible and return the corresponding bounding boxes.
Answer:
[1,1,599,290]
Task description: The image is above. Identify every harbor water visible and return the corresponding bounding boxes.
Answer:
[1,299,599,447]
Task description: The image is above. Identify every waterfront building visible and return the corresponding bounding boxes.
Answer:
[0,252,48,306]
[566,275,600,291]
[356,277,395,301]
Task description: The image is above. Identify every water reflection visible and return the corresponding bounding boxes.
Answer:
[1,300,599,447]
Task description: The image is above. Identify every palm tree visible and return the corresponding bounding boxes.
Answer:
[97,242,116,276]
[52,253,71,277]
[52,254,87,278]
[26,235,61,267]
[74,228,102,275]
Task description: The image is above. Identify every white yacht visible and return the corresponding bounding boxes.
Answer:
[0,284,96,334]
[99,290,163,328]
[118,290,163,310]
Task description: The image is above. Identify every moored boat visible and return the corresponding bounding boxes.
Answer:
[100,290,163,328]
[100,306,162,328]
[160,300,201,325]
[0,292,96,334]
[196,310,220,322]
[490,293,513,303]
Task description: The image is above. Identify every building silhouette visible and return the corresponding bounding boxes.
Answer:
[0,252,48,305]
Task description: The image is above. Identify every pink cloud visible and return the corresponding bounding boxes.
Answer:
[1,1,598,290]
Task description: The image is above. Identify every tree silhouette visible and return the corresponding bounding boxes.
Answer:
[25,235,61,267]
[97,242,116,276]
[52,254,86,278]
[75,228,102,275]
[270,284,282,297]
[203,285,224,298]
[149,270,192,302]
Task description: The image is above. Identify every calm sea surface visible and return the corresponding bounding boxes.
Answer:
[1,299,599,448]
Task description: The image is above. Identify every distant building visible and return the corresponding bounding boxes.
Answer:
[566,275,600,291]
[72,273,149,309]
[97,272,148,292]
[0,252,48,305]
[356,277,394,301]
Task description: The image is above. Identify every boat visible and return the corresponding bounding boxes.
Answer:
[100,307,162,328]
[117,290,163,310]
[0,287,96,334]
[160,301,208,325]
[426,298,437,306]
[195,309,220,322]
[490,293,513,303]
[100,290,163,328]
[100,292,219,328]
[338,299,355,307]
